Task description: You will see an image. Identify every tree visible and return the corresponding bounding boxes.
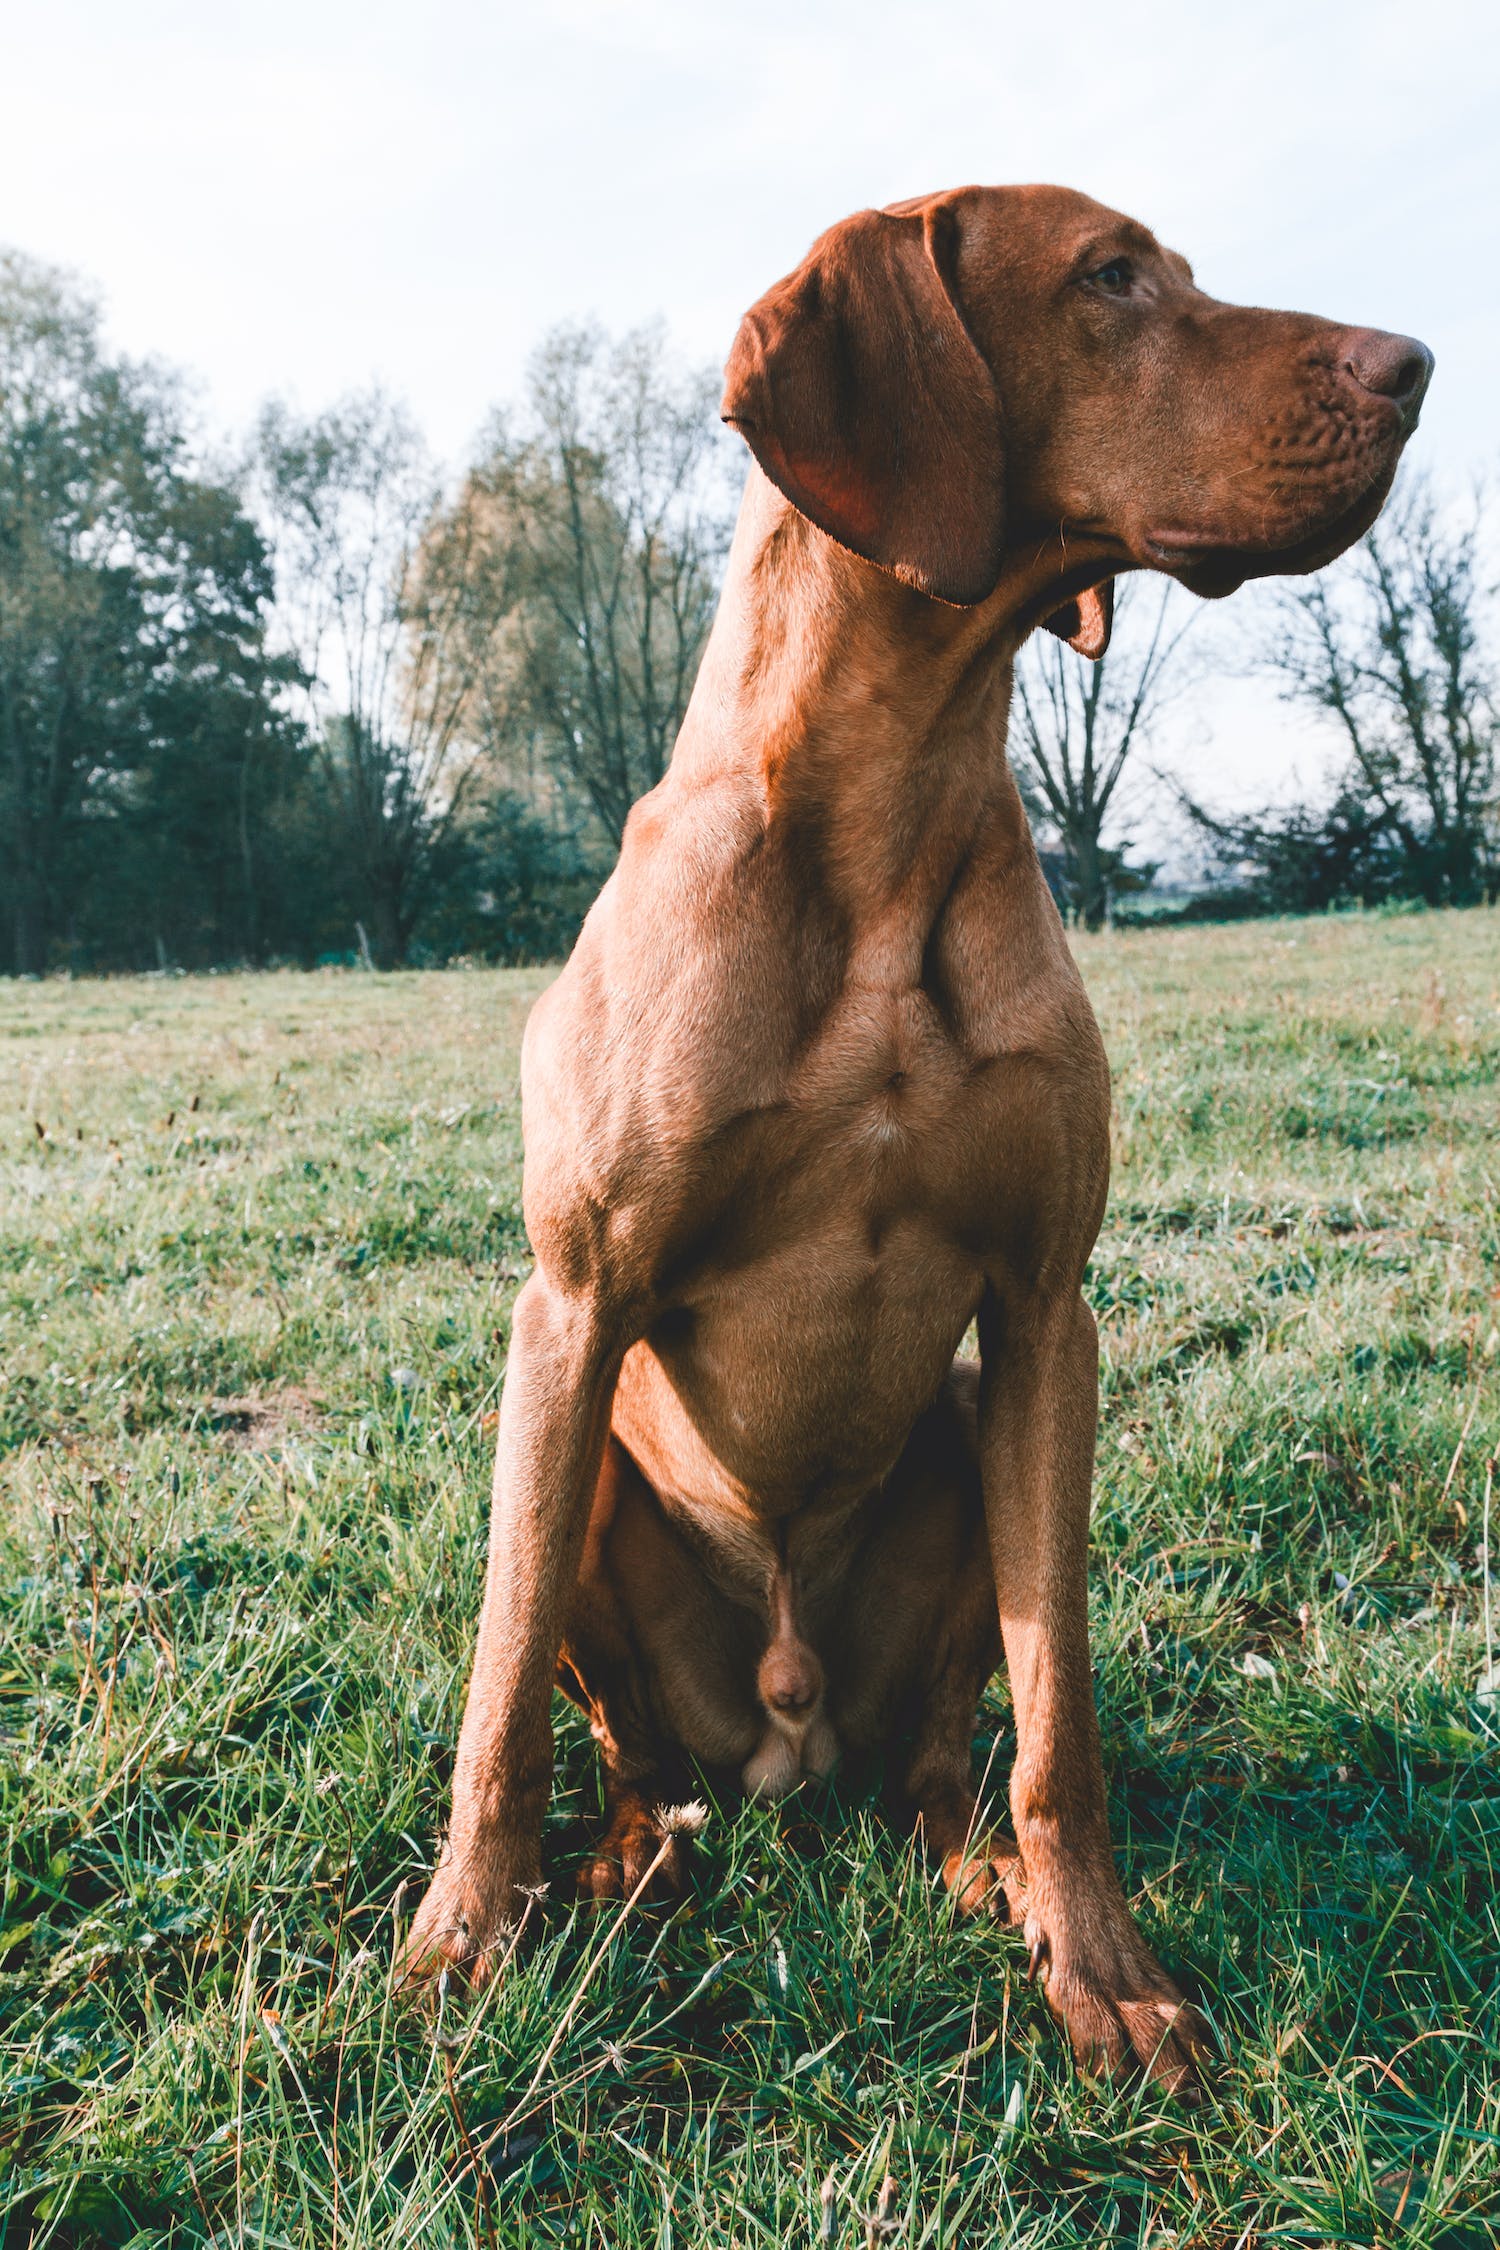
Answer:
[418,787,601,965]
[1011,581,1188,927]
[252,391,495,967]
[65,477,309,971]
[1180,478,1500,916]
[1253,478,1498,906]
[0,250,285,974]
[451,323,736,848]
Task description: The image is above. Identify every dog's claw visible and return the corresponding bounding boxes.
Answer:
[1026,1929,1051,1984]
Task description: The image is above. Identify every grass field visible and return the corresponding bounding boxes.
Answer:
[1,908,1498,2248]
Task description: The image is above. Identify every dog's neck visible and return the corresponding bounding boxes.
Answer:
[673,468,1076,954]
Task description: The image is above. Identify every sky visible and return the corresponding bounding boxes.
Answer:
[4,0,1496,831]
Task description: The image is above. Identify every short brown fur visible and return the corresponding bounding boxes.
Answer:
[404,186,1430,2096]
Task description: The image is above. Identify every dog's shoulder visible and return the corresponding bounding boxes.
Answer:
[515,779,812,1299]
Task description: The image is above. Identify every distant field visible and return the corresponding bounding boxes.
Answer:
[1,909,1497,2247]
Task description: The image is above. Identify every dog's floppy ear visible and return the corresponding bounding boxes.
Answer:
[1042,580,1114,660]
[722,201,1005,607]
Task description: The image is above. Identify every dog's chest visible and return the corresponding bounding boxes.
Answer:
[785,980,965,1137]
[706,971,1069,1260]
[640,995,1074,1434]
[575,914,1103,1511]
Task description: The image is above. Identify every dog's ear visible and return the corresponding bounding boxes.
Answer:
[1042,580,1114,660]
[722,202,1005,607]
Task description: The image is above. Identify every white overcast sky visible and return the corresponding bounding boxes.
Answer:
[5,0,1496,828]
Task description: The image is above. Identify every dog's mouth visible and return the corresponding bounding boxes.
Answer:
[1140,461,1399,599]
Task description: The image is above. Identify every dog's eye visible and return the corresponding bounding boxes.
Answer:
[1088,261,1133,296]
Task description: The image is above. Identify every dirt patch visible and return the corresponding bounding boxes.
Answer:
[205,1386,325,1450]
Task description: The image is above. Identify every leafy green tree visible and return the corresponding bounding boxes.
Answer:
[417,785,601,964]
[0,249,287,972]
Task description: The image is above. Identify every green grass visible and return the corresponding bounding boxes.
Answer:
[1,908,1497,2247]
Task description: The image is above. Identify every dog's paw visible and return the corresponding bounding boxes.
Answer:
[1024,1915,1214,2101]
[399,1862,540,1997]
[576,1801,694,1905]
[941,1835,1027,1923]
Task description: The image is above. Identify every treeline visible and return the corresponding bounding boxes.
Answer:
[0,253,733,974]
[1185,484,1499,917]
[1011,486,1499,929]
[2,245,1496,975]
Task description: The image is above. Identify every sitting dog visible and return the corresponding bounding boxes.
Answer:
[405,185,1430,2095]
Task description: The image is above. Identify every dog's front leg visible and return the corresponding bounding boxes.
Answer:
[978,1287,1212,2096]
[404,1274,625,1988]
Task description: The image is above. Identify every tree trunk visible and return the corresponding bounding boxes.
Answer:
[1073,828,1108,931]
[11,869,48,976]
[3,718,47,972]
[368,874,404,969]
[238,742,261,960]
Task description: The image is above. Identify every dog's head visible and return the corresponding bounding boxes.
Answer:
[722,185,1431,652]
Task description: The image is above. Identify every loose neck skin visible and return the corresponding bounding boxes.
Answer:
[670,467,1104,953]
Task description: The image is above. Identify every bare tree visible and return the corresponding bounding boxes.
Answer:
[405,466,541,823]
[453,323,736,848]
[252,391,491,965]
[1259,476,1498,904]
[1012,581,1190,927]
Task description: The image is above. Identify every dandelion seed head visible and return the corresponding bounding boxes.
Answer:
[659,1800,708,1838]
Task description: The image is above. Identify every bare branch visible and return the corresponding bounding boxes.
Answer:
[1012,579,1191,927]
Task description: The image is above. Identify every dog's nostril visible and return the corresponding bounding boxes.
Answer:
[1388,347,1433,401]
[1342,329,1434,409]
[768,1681,817,1714]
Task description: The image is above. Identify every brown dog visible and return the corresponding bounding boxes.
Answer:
[405,186,1430,2094]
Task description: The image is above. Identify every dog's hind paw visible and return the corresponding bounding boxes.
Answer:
[577,1796,694,1905]
[941,1836,1027,1923]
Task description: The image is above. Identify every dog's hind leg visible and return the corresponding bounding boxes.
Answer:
[901,1555,1025,1925]
[560,1434,761,1900]
[897,1369,1025,1922]
[555,1440,699,1906]
[829,1361,1024,1919]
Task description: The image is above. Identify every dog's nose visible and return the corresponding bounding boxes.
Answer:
[1342,328,1434,423]
[767,1678,819,1715]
